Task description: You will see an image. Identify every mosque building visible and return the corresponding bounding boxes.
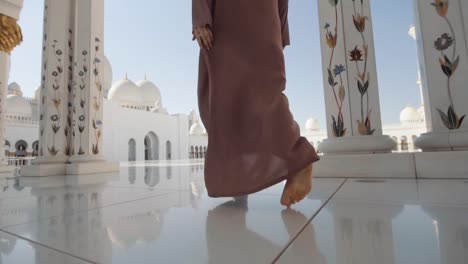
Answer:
[4,57,209,163]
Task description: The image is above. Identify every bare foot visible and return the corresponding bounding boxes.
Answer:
[280,163,313,207]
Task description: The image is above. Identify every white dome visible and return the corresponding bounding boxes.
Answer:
[8,82,22,96]
[6,94,32,116]
[190,122,205,135]
[102,56,113,97]
[136,80,161,105]
[400,106,423,125]
[305,117,321,131]
[108,79,142,103]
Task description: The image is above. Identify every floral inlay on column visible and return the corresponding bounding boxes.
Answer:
[76,49,88,155]
[350,0,375,136]
[48,40,64,156]
[431,0,465,129]
[65,28,74,156]
[325,0,347,137]
[91,37,103,155]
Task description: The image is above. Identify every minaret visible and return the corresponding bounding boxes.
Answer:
[408,25,425,108]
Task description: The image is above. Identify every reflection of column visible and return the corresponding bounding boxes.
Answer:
[0,0,23,173]
[66,0,118,174]
[422,206,468,264]
[414,0,468,150]
[317,0,395,155]
[327,201,403,264]
[23,177,112,263]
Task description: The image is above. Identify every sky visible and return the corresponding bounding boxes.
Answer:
[10,0,420,128]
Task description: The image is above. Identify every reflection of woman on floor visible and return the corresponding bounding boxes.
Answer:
[205,197,326,263]
[192,0,320,207]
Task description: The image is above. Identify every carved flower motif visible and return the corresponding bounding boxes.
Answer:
[431,0,449,17]
[349,46,363,61]
[434,33,453,51]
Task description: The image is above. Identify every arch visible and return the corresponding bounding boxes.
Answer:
[391,136,399,151]
[32,141,39,156]
[144,167,160,187]
[144,132,159,160]
[195,146,199,158]
[128,138,136,161]
[190,146,195,159]
[4,140,10,157]
[15,140,28,157]
[401,136,409,151]
[199,145,203,158]
[166,140,172,160]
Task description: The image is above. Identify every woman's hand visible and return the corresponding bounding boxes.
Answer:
[193,26,213,50]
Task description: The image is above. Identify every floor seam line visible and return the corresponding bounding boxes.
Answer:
[0,229,98,264]
[270,178,349,263]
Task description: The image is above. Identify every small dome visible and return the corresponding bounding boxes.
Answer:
[305,117,321,131]
[8,82,22,96]
[33,86,41,101]
[190,122,205,135]
[136,79,161,105]
[102,56,113,97]
[6,94,32,116]
[400,106,423,125]
[108,78,142,103]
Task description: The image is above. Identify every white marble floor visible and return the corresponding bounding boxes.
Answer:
[0,160,466,263]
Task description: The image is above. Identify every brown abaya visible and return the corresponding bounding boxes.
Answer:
[193,0,320,197]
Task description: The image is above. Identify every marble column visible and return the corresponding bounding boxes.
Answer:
[21,0,75,176]
[317,0,395,154]
[65,0,118,174]
[22,0,118,176]
[414,0,468,151]
[0,0,23,173]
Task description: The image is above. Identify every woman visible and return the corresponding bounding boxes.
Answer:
[192,0,320,207]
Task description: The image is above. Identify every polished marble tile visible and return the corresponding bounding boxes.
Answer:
[276,179,468,264]
[0,174,173,229]
[2,176,343,264]
[0,230,92,264]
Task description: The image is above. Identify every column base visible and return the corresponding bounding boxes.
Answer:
[314,152,416,178]
[20,156,120,176]
[415,130,468,151]
[319,135,397,155]
[20,163,67,177]
[0,165,15,176]
[414,150,468,178]
[66,160,120,175]
[20,156,68,177]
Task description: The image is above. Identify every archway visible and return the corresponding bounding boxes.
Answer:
[401,136,409,151]
[145,166,160,187]
[15,140,28,157]
[4,140,10,157]
[166,140,172,160]
[128,138,136,161]
[32,141,39,157]
[144,132,159,161]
